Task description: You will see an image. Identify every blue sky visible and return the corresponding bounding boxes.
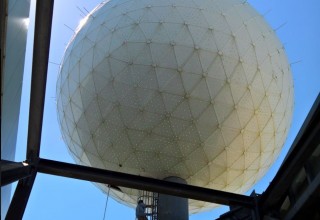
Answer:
[14,0,319,219]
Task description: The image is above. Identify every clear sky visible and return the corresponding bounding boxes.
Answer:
[14,0,319,219]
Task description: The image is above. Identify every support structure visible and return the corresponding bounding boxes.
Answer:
[0,0,319,218]
[0,2,260,218]
[0,160,32,187]
[158,177,188,220]
[37,158,254,208]
[4,0,54,219]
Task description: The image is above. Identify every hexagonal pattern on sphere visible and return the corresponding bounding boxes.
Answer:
[56,0,294,213]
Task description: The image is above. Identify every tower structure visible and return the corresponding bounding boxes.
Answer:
[56,0,294,218]
[1,0,30,218]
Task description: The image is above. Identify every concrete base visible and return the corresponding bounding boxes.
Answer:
[158,176,188,220]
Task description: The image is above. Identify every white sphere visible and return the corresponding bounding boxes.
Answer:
[57,0,293,213]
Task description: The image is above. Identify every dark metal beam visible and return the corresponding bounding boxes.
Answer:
[5,171,37,220]
[6,0,54,219]
[38,158,255,208]
[0,160,32,186]
[26,0,54,161]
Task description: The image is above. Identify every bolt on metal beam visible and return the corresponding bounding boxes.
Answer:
[0,160,32,187]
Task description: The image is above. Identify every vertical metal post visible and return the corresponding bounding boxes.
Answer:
[158,177,189,220]
[5,0,54,219]
[253,195,261,220]
[26,0,54,162]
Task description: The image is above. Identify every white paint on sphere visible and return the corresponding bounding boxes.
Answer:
[57,0,293,213]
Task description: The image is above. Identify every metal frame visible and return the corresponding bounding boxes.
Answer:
[0,1,258,219]
[3,0,54,219]
[38,158,255,207]
[1,0,318,219]
[0,160,32,187]
[283,172,320,220]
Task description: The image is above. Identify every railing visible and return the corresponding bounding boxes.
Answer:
[138,190,159,220]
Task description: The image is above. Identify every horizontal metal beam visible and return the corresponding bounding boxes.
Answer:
[38,158,255,208]
[0,160,32,186]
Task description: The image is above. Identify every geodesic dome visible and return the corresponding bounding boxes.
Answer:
[56,0,294,213]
